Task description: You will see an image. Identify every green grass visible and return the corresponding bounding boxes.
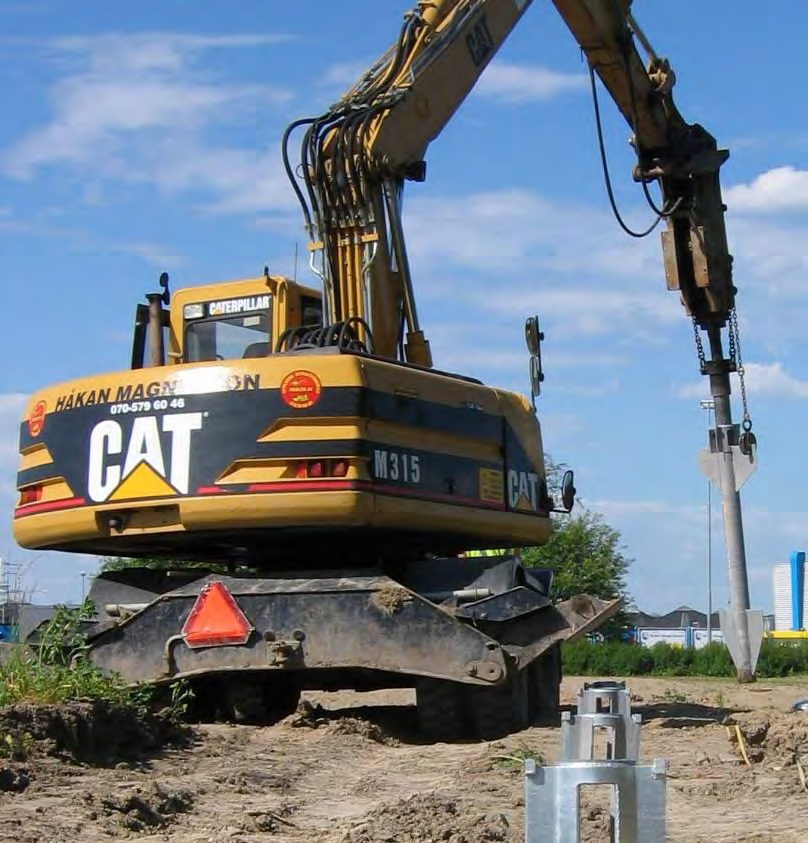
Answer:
[490,743,545,770]
[0,601,154,709]
[0,730,35,761]
[659,687,690,703]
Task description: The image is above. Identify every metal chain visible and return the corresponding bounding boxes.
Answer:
[729,306,753,432]
[691,316,706,373]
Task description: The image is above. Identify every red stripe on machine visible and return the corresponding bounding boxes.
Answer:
[14,497,87,518]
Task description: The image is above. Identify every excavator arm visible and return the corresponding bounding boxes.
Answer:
[283,0,737,370]
[551,0,736,330]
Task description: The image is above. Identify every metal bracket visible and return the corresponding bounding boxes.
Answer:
[525,681,668,842]
[265,632,305,667]
[563,680,641,761]
[524,758,668,843]
[699,444,757,492]
[464,659,503,682]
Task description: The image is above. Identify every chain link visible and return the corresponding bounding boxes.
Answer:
[729,307,753,432]
[727,312,737,364]
[693,310,754,435]
[691,316,706,373]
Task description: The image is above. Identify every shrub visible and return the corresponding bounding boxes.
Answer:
[561,638,808,678]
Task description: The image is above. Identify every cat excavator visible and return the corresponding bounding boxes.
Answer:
[12,0,755,735]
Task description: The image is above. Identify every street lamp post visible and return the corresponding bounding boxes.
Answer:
[80,571,87,603]
[700,398,715,644]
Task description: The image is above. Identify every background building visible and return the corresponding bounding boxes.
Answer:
[626,606,723,648]
[772,550,808,639]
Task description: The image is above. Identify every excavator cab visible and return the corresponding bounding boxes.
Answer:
[130,274,323,370]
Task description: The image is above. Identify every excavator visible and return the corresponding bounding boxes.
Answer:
[12,0,755,736]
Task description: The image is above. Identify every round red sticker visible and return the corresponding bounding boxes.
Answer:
[280,370,322,409]
[28,400,47,437]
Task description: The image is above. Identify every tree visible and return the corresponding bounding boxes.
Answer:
[521,455,635,638]
[98,556,226,574]
[521,509,632,609]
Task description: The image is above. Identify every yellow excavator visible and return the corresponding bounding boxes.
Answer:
[12,0,751,735]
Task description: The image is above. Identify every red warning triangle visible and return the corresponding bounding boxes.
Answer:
[181,581,253,648]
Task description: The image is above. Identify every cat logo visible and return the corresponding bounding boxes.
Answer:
[208,295,270,317]
[87,413,203,503]
[507,469,539,511]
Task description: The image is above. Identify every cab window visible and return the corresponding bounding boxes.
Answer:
[185,310,271,362]
[301,294,323,327]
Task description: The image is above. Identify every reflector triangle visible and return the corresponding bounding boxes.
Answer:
[109,461,177,501]
[182,581,253,648]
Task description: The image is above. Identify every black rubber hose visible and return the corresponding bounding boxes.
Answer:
[282,117,317,231]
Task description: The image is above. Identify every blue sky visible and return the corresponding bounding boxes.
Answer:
[1,1,806,616]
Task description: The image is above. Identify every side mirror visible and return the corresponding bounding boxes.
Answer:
[530,356,543,399]
[561,470,576,513]
[525,316,541,356]
[525,316,545,405]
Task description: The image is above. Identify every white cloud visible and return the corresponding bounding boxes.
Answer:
[406,188,660,279]
[400,174,808,360]
[119,242,186,270]
[8,78,243,175]
[539,412,584,440]
[743,507,808,544]
[4,32,295,215]
[485,286,679,333]
[405,187,685,341]
[735,361,808,398]
[727,216,808,297]
[319,60,374,92]
[675,379,710,400]
[428,326,629,372]
[725,166,808,214]
[53,33,293,73]
[677,362,808,400]
[476,62,587,103]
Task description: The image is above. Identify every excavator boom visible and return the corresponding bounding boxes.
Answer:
[286,0,735,367]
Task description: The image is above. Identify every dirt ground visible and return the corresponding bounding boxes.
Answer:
[1,675,807,842]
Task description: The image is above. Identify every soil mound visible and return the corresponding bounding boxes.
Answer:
[84,782,193,833]
[727,711,808,767]
[340,792,511,842]
[0,700,191,764]
[282,700,399,744]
